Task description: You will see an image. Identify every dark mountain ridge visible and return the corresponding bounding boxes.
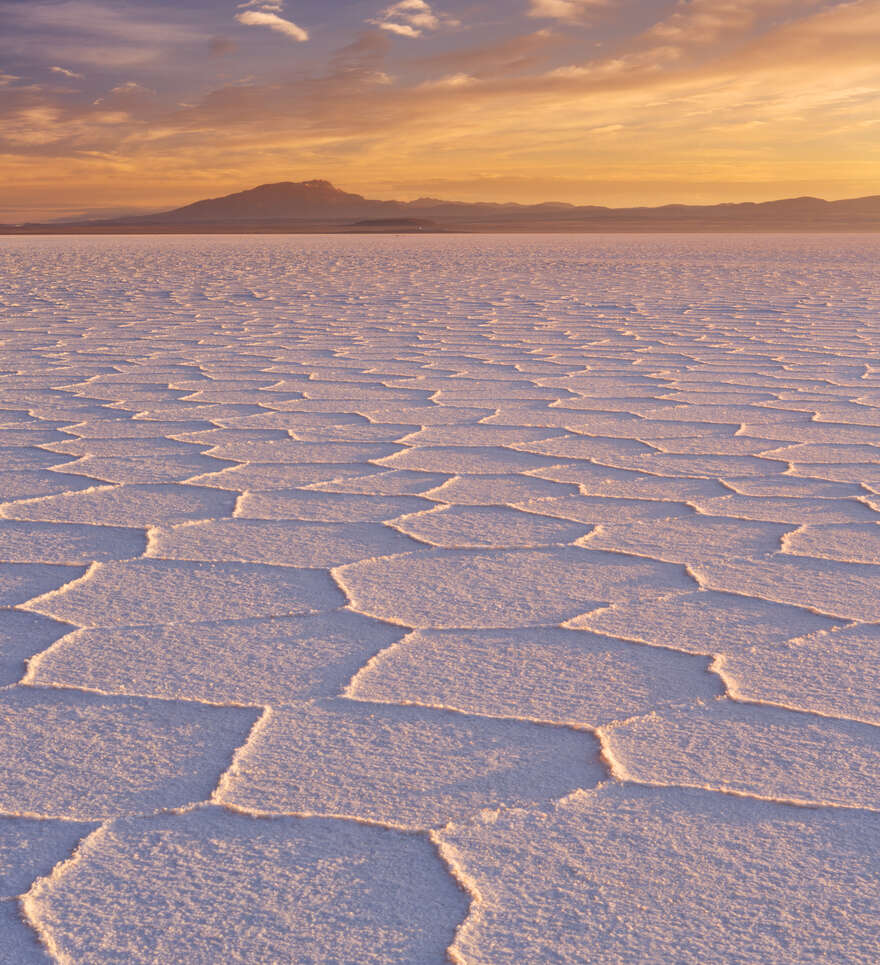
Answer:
[5,179,880,232]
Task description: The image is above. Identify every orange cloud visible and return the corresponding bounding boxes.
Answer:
[369,1,460,38]
[235,2,309,43]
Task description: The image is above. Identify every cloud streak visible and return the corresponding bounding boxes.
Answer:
[235,2,309,42]
[2,1,206,67]
[50,66,84,79]
[528,0,610,20]
[369,1,459,38]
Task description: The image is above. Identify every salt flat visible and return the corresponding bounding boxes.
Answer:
[0,233,878,963]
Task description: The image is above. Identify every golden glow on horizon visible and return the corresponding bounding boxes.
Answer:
[1,0,878,221]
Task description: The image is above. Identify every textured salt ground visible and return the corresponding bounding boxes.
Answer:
[421,473,580,504]
[439,784,880,965]
[0,902,51,965]
[514,493,694,524]
[0,472,95,501]
[693,493,879,524]
[309,469,464,495]
[202,439,403,464]
[570,588,843,655]
[0,521,146,565]
[42,437,207,459]
[2,234,880,963]
[375,445,567,474]
[218,409,373,429]
[604,697,880,808]
[50,453,233,485]
[648,435,791,456]
[25,809,468,965]
[167,427,300,449]
[719,474,864,498]
[0,611,72,686]
[693,555,880,621]
[742,422,880,445]
[790,461,880,489]
[146,518,424,567]
[0,565,85,608]
[530,462,732,500]
[0,818,98,900]
[719,624,880,724]
[484,407,742,438]
[236,490,433,522]
[125,402,267,422]
[28,611,405,705]
[0,449,73,473]
[336,547,693,628]
[389,505,590,548]
[292,424,425,443]
[62,418,217,438]
[219,699,602,827]
[0,483,238,527]
[763,442,880,463]
[187,461,395,491]
[783,522,880,563]
[594,451,791,477]
[582,515,789,562]
[25,558,344,626]
[348,627,720,725]
[398,425,567,446]
[0,687,257,819]
[0,430,70,447]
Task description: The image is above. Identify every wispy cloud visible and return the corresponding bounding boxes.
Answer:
[110,81,154,95]
[528,0,610,21]
[50,66,84,79]
[369,1,459,38]
[420,72,477,88]
[3,1,205,67]
[235,2,309,42]
[642,0,819,49]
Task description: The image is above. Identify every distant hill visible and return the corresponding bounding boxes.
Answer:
[4,179,880,233]
[159,180,395,222]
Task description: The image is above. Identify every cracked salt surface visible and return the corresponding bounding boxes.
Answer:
[0,233,879,963]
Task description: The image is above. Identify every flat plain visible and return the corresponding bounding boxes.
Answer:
[0,234,878,963]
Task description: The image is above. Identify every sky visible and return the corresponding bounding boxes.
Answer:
[1,0,878,221]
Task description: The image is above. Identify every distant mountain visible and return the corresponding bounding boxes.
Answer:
[4,180,880,232]
[157,180,400,223]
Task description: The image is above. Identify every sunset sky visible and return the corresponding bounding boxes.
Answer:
[1,0,879,221]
